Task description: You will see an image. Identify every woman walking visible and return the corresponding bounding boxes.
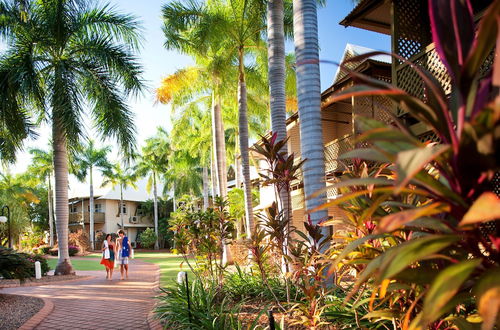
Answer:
[100,234,115,280]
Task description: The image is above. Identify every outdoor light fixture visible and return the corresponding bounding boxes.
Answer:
[0,205,11,248]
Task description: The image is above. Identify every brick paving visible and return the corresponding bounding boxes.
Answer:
[3,259,159,330]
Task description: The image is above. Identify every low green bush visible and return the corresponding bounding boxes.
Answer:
[224,267,300,303]
[68,245,79,256]
[0,247,50,281]
[155,278,256,329]
[139,228,157,249]
[37,245,51,255]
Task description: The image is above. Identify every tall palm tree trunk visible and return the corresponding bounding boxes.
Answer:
[120,185,124,229]
[202,166,209,210]
[53,119,74,275]
[235,131,241,188]
[89,167,95,250]
[268,0,292,233]
[47,175,54,247]
[210,151,218,199]
[211,92,228,197]
[238,49,254,238]
[81,199,85,230]
[293,0,328,226]
[153,172,159,250]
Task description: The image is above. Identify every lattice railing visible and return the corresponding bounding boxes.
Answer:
[325,135,354,174]
[291,189,304,210]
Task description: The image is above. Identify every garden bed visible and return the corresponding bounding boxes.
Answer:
[0,275,89,288]
[0,294,44,330]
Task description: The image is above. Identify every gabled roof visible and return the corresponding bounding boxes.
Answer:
[333,43,391,84]
[340,0,391,35]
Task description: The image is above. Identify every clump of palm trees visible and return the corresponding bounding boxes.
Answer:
[1,0,329,275]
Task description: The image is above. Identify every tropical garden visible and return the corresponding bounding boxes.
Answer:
[0,0,499,329]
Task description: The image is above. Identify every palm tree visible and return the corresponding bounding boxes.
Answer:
[169,106,212,209]
[101,163,137,230]
[156,45,230,199]
[293,0,328,225]
[28,147,55,247]
[72,140,111,250]
[163,0,269,237]
[162,149,203,201]
[266,0,294,223]
[136,134,169,250]
[0,0,143,274]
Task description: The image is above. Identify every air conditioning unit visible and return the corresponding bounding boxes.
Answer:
[130,216,139,224]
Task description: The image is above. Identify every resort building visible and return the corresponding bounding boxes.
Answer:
[68,185,153,247]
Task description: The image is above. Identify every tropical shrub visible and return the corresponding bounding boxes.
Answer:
[69,229,90,253]
[20,230,45,251]
[155,278,247,329]
[223,266,294,303]
[35,245,51,255]
[0,247,50,281]
[321,1,500,328]
[138,228,157,249]
[170,196,234,284]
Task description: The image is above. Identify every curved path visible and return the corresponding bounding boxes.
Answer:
[3,259,159,330]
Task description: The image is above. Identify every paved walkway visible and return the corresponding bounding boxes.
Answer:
[4,259,159,330]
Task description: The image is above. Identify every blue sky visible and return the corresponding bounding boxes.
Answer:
[13,0,390,194]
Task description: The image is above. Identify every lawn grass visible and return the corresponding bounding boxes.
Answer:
[134,252,193,286]
[47,251,192,285]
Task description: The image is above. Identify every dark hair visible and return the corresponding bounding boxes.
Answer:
[118,230,125,235]
[105,234,112,240]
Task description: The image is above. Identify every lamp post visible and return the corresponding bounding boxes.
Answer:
[0,205,11,248]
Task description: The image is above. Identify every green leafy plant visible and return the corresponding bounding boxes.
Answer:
[0,247,50,281]
[320,1,500,329]
[155,278,246,329]
[20,230,45,252]
[170,195,234,284]
[138,228,158,249]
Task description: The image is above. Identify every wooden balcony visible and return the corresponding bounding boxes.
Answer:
[69,212,105,224]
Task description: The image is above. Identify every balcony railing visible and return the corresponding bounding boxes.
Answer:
[289,135,353,203]
[69,212,105,224]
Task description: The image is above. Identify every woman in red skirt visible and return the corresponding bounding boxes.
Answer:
[100,234,115,280]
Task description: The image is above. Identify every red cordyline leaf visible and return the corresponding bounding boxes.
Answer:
[428,0,475,81]
[270,131,278,145]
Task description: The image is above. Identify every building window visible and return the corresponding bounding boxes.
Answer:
[88,203,104,213]
[70,205,77,213]
[118,202,127,215]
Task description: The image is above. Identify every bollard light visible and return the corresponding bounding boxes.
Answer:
[35,261,42,279]
[0,205,11,248]
[177,271,186,285]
